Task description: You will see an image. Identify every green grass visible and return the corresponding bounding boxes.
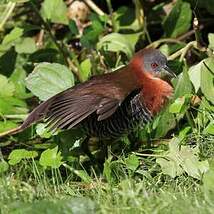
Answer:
[0,159,214,214]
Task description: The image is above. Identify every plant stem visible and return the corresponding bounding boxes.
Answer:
[146,38,185,49]
[106,0,117,32]
[84,0,105,16]
[185,110,195,130]
[3,114,27,120]
[168,41,197,61]
[0,2,16,31]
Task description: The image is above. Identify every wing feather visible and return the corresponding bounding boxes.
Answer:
[20,73,134,131]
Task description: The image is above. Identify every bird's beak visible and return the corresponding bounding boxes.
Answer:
[162,65,176,78]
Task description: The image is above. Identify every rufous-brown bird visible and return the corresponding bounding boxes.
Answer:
[0,48,175,139]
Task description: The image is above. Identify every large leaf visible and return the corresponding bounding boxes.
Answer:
[15,37,37,54]
[189,57,214,104]
[39,146,63,168]
[174,65,193,98]
[163,0,192,38]
[201,58,214,104]
[10,68,31,99]
[97,32,141,59]
[41,0,68,25]
[8,149,38,165]
[2,27,23,47]
[208,33,214,50]
[25,62,74,101]
[157,138,209,179]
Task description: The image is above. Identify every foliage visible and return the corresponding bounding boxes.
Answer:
[0,0,213,212]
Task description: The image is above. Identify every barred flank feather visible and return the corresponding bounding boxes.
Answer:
[82,90,152,139]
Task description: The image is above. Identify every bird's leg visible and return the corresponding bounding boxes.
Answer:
[81,136,97,165]
[98,139,108,160]
[81,136,103,171]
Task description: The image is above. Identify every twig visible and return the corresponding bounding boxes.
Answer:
[67,58,82,82]
[84,0,105,16]
[146,38,185,49]
[35,29,44,48]
[0,2,16,31]
[177,25,204,41]
[167,41,204,61]
[144,17,152,44]
[132,152,165,158]
[134,0,144,29]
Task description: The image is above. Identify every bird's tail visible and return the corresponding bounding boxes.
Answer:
[0,126,23,138]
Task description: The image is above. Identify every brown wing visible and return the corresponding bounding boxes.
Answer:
[20,76,129,131]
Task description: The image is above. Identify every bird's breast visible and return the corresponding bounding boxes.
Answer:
[140,78,173,115]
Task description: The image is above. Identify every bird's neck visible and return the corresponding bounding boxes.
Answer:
[129,61,173,115]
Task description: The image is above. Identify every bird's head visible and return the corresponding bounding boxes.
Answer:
[131,48,176,78]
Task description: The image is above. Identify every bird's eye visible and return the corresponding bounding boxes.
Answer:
[151,62,158,69]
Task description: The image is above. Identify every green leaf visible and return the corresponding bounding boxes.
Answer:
[163,0,192,38]
[157,137,209,179]
[203,122,214,135]
[2,27,23,47]
[189,62,201,93]
[10,68,31,99]
[203,160,214,201]
[15,37,37,54]
[80,58,92,81]
[189,57,214,104]
[41,0,68,25]
[25,62,74,101]
[0,121,17,133]
[36,123,53,138]
[29,48,58,63]
[97,33,141,59]
[68,20,79,36]
[0,160,9,174]
[125,154,139,171]
[0,96,27,115]
[201,58,214,104]
[0,74,15,97]
[208,33,214,50]
[8,149,38,165]
[153,65,192,137]
[80,17,104,48]
[39,146,63,168]
[72,169,92,183]
[157,156,182,178]
[169,96,185,113]
[174,65,193,98]
[154,107,175,138]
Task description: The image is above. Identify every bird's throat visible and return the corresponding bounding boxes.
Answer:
[141,73,173,115]
[131,67,173,115]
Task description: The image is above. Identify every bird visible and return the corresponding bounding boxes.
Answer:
[0,48,175,139]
